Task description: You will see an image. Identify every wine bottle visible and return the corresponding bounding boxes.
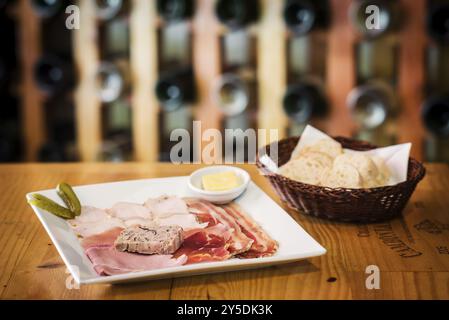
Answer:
[38,142,67,162]
[0,94,21,162]
[31,0,64,19]
[422,95,449,137]
[95,0,128,21]
[0,57,7,91]
[0,0,8,11]
[347,81,397,130]
[34,54,75,95]
[427,2,449,43]
[283,80,328,124]
[157,0,194,22]
[212,73,249,116]
[155,68,196,111]
[349,0,401,38]
[96,60,129,103]
[283,0,330,35]
[215,0,259,30]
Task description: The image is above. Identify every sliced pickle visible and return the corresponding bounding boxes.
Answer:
[28,194,75,219]
[56,183,81,216]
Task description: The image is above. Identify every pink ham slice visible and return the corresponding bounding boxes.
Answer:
[81,227,124,250]
[184,198,254,255]
[221,203,278,258]
[85,246,187,276]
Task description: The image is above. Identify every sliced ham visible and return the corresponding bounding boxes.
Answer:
[85,246,187,276]
[144,195,189,218]
[221,203,278,258]
[185,198,253,255]
[81,227,124,250]
[107,202,152,220]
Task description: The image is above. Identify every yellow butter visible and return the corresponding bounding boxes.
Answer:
[202,171,241,191]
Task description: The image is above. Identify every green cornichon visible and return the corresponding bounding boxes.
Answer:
[28,194,75,219]
[56,183,81,216]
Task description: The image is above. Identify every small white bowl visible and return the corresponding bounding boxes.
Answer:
[188,166,250,204]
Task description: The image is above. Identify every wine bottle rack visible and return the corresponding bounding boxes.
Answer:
[12,0,448,163]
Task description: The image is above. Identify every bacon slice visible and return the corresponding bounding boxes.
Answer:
[184,198,253,255]
[221,203,278,258]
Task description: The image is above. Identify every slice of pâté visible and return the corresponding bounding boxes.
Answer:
[114,225,184,255]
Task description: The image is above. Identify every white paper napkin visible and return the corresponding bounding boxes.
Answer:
[260,125,411,186]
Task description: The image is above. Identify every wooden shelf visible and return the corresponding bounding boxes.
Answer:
[18,0,46,162]
[398,0,426,161]
[257,0,288,144]
[130,0,159,162]
[73,0,102,162]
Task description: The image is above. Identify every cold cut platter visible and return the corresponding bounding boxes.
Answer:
[26,174,326,285]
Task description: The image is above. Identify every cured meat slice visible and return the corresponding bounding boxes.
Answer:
[156,213,208,230]
[144,195,189,218]
[75,206,110,222]
[184,198,253,255]
[183,223,231,248]
[69,215,125,238]
[107,202,152,220]
[173,223,233,264]
[174,246,231,264]
[81,227,124,250]
[85,246,187,276]
[221,203,278,258]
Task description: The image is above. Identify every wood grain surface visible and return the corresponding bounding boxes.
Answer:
[0,163,448,300]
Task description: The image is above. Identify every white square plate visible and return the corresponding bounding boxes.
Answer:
[26,176,326,285]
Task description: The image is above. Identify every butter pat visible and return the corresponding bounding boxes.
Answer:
[202,171,241,191]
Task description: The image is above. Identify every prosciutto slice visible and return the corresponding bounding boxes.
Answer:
[185,198,253,255]
[85,246,187,276]
[174,223,232,264]
[221,203,278,258]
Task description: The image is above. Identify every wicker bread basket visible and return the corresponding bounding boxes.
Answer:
[256,136,426,223]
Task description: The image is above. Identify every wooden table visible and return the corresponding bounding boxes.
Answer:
[0,163,448,299]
